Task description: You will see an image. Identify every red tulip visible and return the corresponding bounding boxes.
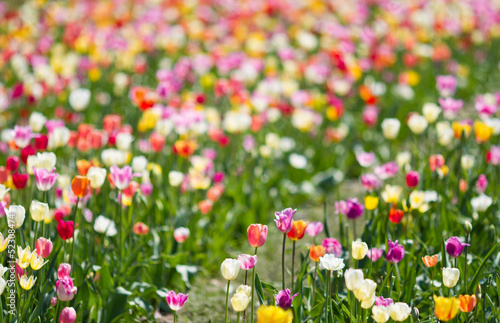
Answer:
[12,173,28,189]
[247,224,268,248]
[6,156,19,172]
[57,221,75,240]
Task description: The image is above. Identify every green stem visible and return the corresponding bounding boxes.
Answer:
[251,247,258,323]
[282,233,286,290]
[174,312,178,323]
[291,241,295,292]
[225,280,230,323]
[464,234,469,294]
[70,197,80,270]
[237,312,240,323]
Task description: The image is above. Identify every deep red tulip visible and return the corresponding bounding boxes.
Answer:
[12,173,28,189]
[57,220,75,240]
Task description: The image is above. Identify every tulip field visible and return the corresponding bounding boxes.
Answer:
[2,0,500,322]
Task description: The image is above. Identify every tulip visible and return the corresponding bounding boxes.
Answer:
[247,224,268,248]
[422,255,438,267]
[30,255,47,270]
[238,254,257,270]
[59,307,77,323]
[386,240,405,264]
[336,198,364,220]
[110,165,140,190]
[446,237,469,258]
[274,208,296,233]
[390,302,412,321]
[256,306,293,323]
[0,278,6,296]
[442,267,460,288]
[221,258,241,323]
[69,88,91,111]
[132,222,150,235]
[372,305,392,323]
[36,237,53,258]
[86,167,107,189]
[0,184,9,200]
[470,194,493,212]
[434,296,460,321]
[352,240,368,260]
[476,174,488,193]
[375,296,394,307]
[275,289,298,310]
[367,248,383,261]
[57,263,71,279]
[319,254,345,272]
[33,167,59,191]
[30,200,49,222]
[0,233,12,252]
[231,292,251,312]
[166,290,189,311]
[309,245,326,262]
[6,205,25,229]
[405,171,420,188]
[381,118,401,139]
[13,125,32,148]
[353,279,377,301]
[57,220,75,240]
[19,274,36,290]
[12,173,28,189]
[423,102,442,123]
[321,238,342,257]
[345,269,364,291]
[361,293,376,309]
[388,208,404,224]
[286,220,308,241]
[71,176,90,198]
[381,185,402,204]
[305,221,323,237]
[17,246,34,269]
[6,156,19,172]
[458,294,476,312]
[168,171,184,187]
[408,114,428,134]
[94,216,117,236]
[173,227,190,243]
[364,196,379,210]
[56,276,77,301]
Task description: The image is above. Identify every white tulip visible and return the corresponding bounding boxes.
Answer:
[381,118,401,140]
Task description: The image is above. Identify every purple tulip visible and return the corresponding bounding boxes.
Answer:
[445,236,469,258]
[274,208,296,233]
[336,198,364,220]
[275,289,298,310]
[386,240,405,264]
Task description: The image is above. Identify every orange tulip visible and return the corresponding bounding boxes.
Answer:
[71,176,91,198]
[173,140,197,158]
[422,255,438,267]
[309,245,326,262]
[287,220,309,241]
[458,295,477,313]
[76,159,92,176]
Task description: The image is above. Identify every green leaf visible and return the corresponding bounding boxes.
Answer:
[255,273,265,305]
[468,242,500,292]
[99,262,114,302]
[309,300,325,318]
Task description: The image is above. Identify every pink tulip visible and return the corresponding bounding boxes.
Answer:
[13,125,32,148]
[247,224,268,248]
[59,307,77,323]
[305,222,323,237]
[238,254,257,270]
[57,263,71,279]
[166,290,188,311]
[56,276,77,301]
[110,165,140,190]
[36,237,53,258]
[33,167,59,191]
[476,174,488,193]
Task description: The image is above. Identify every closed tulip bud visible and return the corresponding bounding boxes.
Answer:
[381,118,401,140]
[168,171,184,187]
[412,307,420,320]
[173,227,190,243]
[231,292,251,312]
[442,267,460,288]
[352,240,368,260]
[35,237,53,258]
[345,268,364,291]
[405,171,420,188]
[7,205,25,229]
[422,255,438,267]
[236,285,251,297]
[354,279,377,301]
[247,224,268,248]
[464,221,472,234]
[433,296,460,321]
[309,245,326,262]
[59,307,77,323]
[372,305,392,323]
[458,295,476,312]
[30,200,49,222]
[475,285,481,300]
[6,156,19,172]
[220,258,241,281]
[390,302,412,321]
[86,167,107,189]
[459,179,468,192]
[12,173,28,189]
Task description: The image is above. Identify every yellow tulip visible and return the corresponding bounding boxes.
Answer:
[30,254,47,271]
[364,196,379,210]
[0,233,12,252]
[257,306,293,323]
[20,275,37,290]
[434,295,460,321]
